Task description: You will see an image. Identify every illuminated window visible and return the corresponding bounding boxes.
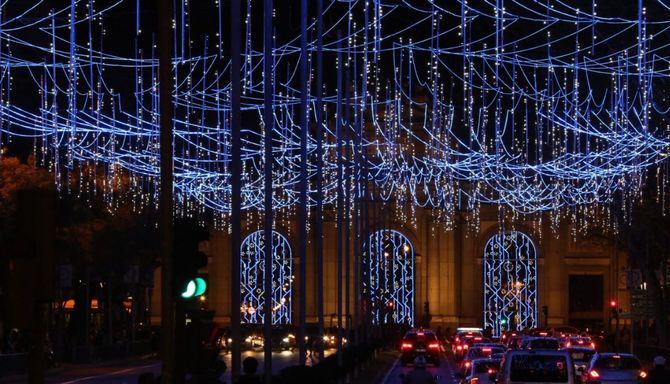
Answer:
[240,230,293,324]
[483,231,538,337]
[362,229,414,325]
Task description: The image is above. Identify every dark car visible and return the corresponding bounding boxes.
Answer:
[400,329,441,367]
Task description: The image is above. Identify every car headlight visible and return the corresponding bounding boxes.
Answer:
[282,337,289,343]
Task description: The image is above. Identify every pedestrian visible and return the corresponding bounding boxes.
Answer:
[238,356,262,384]
[646,355,670,384]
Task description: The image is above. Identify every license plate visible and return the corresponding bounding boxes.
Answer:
[416,349,426,352]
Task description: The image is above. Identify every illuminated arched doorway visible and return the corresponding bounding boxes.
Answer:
[362,229,415,325]
[240,230,293,324]
[483,231,538,336]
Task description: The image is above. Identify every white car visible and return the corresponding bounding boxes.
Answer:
[498,349,575,384]
[581,353,647,384]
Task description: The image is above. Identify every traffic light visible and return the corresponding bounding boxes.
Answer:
[610,300,619,319]
[174,219,209,300]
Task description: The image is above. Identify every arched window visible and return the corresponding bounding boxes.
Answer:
[240,230,293,324]
[362,229,415,325]
[483,231,538,337]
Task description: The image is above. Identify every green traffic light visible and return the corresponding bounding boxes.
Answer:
[500,318,507,325]
[181,277,207,299]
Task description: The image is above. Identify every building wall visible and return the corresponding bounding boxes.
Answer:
[151,206,628,329]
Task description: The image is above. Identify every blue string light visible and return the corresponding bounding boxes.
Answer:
[0,0,667,233]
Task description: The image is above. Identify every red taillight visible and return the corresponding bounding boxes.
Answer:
[639,371,647,379]
[429,342,440,349]
[456,345,463,350]
[464,361,471,368]
[401,343,413,350]
[589,370,600,378]
[474,337,482,341]
[487,368,494,374]
[482,348,492,353]
[578,340,584,344]
[455,337,460,342]
[591,342,596,349]
[463,344,469,349]
[566,342,571,347]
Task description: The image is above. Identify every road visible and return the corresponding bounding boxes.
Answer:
[0,349,337,383]
[380,353,459,384]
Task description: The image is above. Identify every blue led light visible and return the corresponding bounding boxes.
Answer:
[0,0,667,227]
[362,229,415,326]
[240,230,293,325]
[483,231,538,337]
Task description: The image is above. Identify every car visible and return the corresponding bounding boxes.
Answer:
[506,335,525,350]
[457,357,502,384]
[460,345,506,375]
[498,349,575,384]
[581,353,647,383]
[520,336,561,350]
[400,329,441,367]
[563,336,595,349]
[453,332,486,360]
[562,346,596,376]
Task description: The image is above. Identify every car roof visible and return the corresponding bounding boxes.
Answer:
[564,346,595,351]
[506,350,570,356]
[595,352,636,358]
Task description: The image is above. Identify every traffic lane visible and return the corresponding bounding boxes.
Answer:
[382,354,458,384]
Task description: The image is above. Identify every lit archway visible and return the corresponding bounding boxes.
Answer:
[483,231,538,337]
[240,230,293,324]
[362,229,415,325]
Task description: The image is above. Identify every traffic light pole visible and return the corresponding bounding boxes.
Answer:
[158,0,175,381]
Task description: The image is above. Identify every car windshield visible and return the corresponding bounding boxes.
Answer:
[475,360,501,373]
[569,350,595,362]
[510,355,569,383]
[594,356,641,370]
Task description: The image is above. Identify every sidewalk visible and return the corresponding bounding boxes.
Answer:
[0,354,157,384]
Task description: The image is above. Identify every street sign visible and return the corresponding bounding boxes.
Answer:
[55,265,72,289]
[630,289,655,317]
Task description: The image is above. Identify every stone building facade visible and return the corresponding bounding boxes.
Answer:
[151,205,628,331]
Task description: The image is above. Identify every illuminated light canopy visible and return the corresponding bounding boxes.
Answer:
[0,0,668,232]
[363,229,415,325]
[240,230,292,325]
[483,231,538,337]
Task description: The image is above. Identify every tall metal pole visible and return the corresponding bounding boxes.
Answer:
[315,0,325,362]
[336,30,344,379]
[263,0,274,382]
[298,0,309,366]
[230,0,242,380]
[158,0,175,381]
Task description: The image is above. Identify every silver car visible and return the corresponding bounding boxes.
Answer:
[582,353,647,384]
